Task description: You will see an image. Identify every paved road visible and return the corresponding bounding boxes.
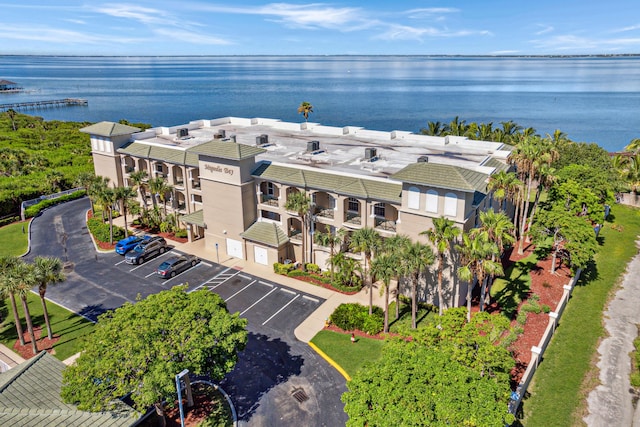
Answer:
[26,198,348,426]
[585,240,640,427]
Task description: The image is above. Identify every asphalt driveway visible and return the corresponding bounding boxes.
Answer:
[25,198,348,426]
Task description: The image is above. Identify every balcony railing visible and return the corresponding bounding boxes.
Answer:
[124,166,135,173]
[289,230,303,241]
[375,217,397,232]
[344,211,361,225]
[315,207,334,219]
[192,181,201,190]
[260,194,279,207]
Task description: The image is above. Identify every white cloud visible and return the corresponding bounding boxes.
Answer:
[153,28,232,45]
[531,34,640,51]
[0,23,142,45]
[535,24,554,35]
[612,24,640,33]
[404,8,459,19]
[376,24,490,41]
[91,3,170,25]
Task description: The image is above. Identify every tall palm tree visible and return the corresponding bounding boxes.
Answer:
[456,232,503,322]
[129,170,149,213]
[370,253,400,333]
[624,138,640,153]
[487,171,521,212]
[401,241,434,328]
[0,256,25,345]
[74,171,97,212]
[297,101,314,121]
[114,186,137,237]
[147,176,166,210]
[285,190,312,265]
[510,136,541,254]
[89,176,110,220]
[382,235,411,320]
[33,256,65,340]
[500,120,523,144]
[470,211,514,311]
[421,121,445,136]
[315,228,344,281]
[12,261,39,354]
[96,185,117,244]
[349,227,382,315]
[422,216,460,316]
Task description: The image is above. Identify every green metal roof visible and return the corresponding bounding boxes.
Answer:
[252,162,402,203]
[118,142,200,167]
[80,121,140,137]
[0,352,138,426]
[390,162,489,193]
[180,209,206,227]
[241,221,289,247]
[482,157,511,173]
[188,141,266,161]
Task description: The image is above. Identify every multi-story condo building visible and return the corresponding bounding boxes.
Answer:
[82,117,512,305]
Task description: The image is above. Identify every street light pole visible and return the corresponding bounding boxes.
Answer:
[175,369,189,427]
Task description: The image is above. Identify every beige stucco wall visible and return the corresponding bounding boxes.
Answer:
[92,153,123,188]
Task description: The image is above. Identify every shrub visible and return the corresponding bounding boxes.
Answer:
[330,303,384,335]
[0,216,20,227]
[174,229,188,238]
[24,190,86,218]
[542,304,551,313]
[305,263,320,274]
[521,299,542,314]
[87,217,125,243]
[516,312,528,325]
[287,269,306,278]
[273,262,296,275]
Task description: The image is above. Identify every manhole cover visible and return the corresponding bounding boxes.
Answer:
[291,387,309,403]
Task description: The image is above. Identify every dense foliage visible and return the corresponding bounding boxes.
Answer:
[330,303,384,335]
[61,286,247,417]
[342,308,515,426]
[23,190,86,218]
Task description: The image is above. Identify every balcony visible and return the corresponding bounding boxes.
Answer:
[192,180,201,190]
[315,207,334,219]
[124,166,135,174]
[344,211,361,226]
[289,230,303,242]
[375,217,397,233]
[260,194,279,207]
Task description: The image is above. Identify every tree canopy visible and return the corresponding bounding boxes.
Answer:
[61,286,247,417]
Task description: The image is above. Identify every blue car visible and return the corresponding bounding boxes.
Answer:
[115,235,150,255]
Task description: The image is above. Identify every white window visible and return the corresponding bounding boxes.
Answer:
[426,190,439,213]
[373,203,385,217]
[97,139,104,152]
[329,196,336,210]
[348,197,359,212]
[91,139,98,151]
[444,193,458,217]
[191,194,202,204]
[408,186,420,209]
[266,182,275,196]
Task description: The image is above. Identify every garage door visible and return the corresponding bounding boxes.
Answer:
[254,246,268,266]
[226,238,243,259]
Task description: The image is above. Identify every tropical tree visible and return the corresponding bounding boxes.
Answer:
[315,228,344,281]
[349,227,382,315]
[12,261,39,354]
[420,120,445,136]
[487,170,521,212]
[147,176,166,210]
[96,185,117,244]
[284,190,312,265]
[74,171,97,211]
[370,253,400,333]
[129,170,149,212]
[327,252,362,288]
[89,176,110,221]
[401,241,434,328]
[470,210,514,311]
[62,286,248,424]
[381,234,411,321]
[297,101,314,121]
[0,255,25,345]
[114,186,137,237]
[422,216,460,316]
[456,232,504,321]
[33,256,65,340]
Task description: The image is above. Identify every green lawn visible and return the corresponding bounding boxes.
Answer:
[522,204,640,426]
[310,330,385,377]
[0,292,95,361]
[0,221,30,257]
[491,253,537,319]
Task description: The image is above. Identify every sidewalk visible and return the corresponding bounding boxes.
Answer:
[116,218,386,343]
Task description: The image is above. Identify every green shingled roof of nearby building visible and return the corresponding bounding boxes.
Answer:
[80,121,141,137]
[188,141,266,161]
[390,162,489,193]
[241,221,289,247]
[180,209,205,227]
[252,162,402,203]
[0,352,138,427]
[482,157,511,173]
[118,142,200,167]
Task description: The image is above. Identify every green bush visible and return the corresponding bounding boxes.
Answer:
[174,229,188,238]
[330,303,384,335]
[0,216,20,227]
[273,262,296,275]
[330,280,362,293]
[521,299,542,314]
[287,269,306,278]
[87,217,124,243]
[542,304,551,313]
[305,263,320,273]
[24,190,86,218]
[517,312,528,325]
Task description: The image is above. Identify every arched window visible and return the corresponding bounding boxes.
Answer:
[426,189,438,213]
[408,186,420,209]
[444,192,458,217]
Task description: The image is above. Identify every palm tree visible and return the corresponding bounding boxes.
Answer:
[114,186,137,237]
[349,227,382,315]
[456,232,504,322]
[422,216,460,316]
[382,235,411,320]
[421,121,445,136]
[401,241,434,328]
[147,176,166,210]
[75,171,96,211]
[315,228,344,281]
[470,211,514,311]
[129,170,149,213]
[33,256,65,340]
[624,138,640,153]
[89,176,110,220]
[487,171,521,212]
[297,101,314,121]
[510,136,540,254]
[12,261,39,354]
[285,190,312,265]
[370,253,400,333]
[0,255,25,345]
[96,185,117,244]
[500,120,523,144]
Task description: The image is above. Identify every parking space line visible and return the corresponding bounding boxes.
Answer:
[239,274,252,280]
[280,288,296,295]
[239,287,278,316]
[161,263,204,284]
[191,267,236,292]
[302,295,319,303]
[127,251,172,272]
[262,294,300,326]
[144,271,156,278]
[258,281,274,288]
[225,280,257,301]
[201,261,212,267]
[115,259,126,266]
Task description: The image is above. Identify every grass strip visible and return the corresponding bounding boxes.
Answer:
[310,330,385,378]
[0,292,95,361]
[0,221,29,257]
[522,204,640,426]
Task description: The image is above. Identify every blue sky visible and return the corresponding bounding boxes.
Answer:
[1,1,640,55]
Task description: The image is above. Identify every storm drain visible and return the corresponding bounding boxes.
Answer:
[291,387,309,403]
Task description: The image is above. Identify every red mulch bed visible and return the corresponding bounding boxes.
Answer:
[13,325,60,359]
[286,274,360,295]
[164,384,228,427]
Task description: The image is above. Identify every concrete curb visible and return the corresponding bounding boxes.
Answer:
[308,341,351,381]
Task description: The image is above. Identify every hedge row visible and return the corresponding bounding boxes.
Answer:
[0,215,20,228]
[24,190,86,218]
[87,217,125,243]
[330,303,384,335]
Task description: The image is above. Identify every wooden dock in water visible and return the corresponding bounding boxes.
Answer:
[0,98,88,111]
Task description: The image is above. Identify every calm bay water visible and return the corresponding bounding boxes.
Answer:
[2,55,640,152]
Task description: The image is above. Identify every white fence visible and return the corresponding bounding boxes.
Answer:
[20,187,83,220]
[508,268,583,417]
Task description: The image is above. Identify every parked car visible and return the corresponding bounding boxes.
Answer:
[124,236,167,265]
[156,254,200,278]
[115,235,151,255]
